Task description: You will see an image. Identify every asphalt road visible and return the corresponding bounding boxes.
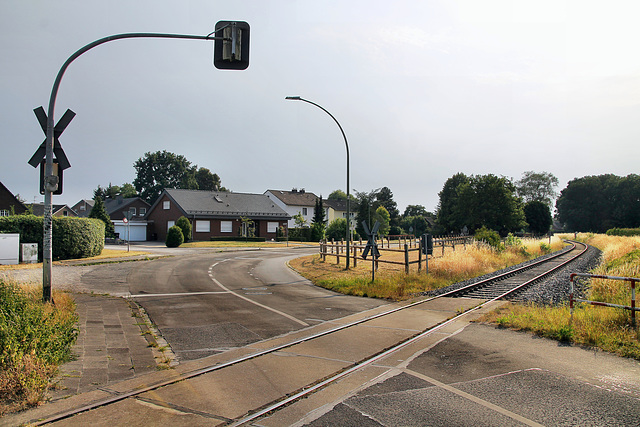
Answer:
[126,247,388,361]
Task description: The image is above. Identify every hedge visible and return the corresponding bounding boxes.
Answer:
[606,228,640,237]
[0,215,104,261]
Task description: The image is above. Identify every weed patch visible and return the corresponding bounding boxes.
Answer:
[0,279,78,415]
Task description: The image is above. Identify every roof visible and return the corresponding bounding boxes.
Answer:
[324,199,348,211]
[0,181,27,213]
[28,203,77,216]
[161,189,290,220]
[265,189,319,207]
[104,197,149,215]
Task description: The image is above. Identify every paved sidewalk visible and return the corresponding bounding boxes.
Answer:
[48,294,161,402]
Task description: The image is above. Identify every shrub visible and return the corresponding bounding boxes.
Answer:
[326,218,347,241]
[310,222,325,242]
[606,228,640,237]
[0,215,104,261]
[165,225,184,247]
[289,227,312,242]
[474,226,501,249]
[0,279,78,414]
[176,216,192,242]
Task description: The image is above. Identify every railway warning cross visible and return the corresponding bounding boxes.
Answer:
[28,106,73,170]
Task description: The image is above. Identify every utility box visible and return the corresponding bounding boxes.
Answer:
[21,243,38,264]
[0,234,20,265]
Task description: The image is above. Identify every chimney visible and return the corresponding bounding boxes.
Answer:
[292,188,297,193]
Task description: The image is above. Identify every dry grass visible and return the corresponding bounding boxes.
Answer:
[481,233,640,360]
[290,236,566,300]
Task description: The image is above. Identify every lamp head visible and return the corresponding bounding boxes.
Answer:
[285,96,302,100]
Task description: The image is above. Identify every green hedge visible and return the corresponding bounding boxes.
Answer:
[209,236,266,242]
[0,215,104,261]
[606,228,640,236]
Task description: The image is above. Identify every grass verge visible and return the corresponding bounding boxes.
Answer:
[480,233,640,360]
[289,236,566,300]
[0,279,78,415]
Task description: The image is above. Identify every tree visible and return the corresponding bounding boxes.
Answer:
[326,218,347,241]
[376,187,400,225]
[133,150,198,204]
[454,174,525,235]
[524,201,552,235]
[195,167,225,191]
[94,182,138,200]
[515,171,559,207]
[89,197,115,238]
[354,189,379,238]
[403,205,428,218]
[310,197,326,242]
[373,205,391,236]
[176,216,192,242]
[328,189,347,200]
[435,173,470,234]
[312,197,325,224]
[556,174,640,232]
[399,215,430,237]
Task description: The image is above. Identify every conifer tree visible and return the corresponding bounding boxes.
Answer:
[89,197,115,238]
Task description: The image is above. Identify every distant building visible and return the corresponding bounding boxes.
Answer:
[146,189,290,241]
[27,203,77,217]
[71,199,94,217]
[264,188,319,229]
[0,181,27,216]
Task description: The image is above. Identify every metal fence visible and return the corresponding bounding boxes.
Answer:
[570,273,638,327]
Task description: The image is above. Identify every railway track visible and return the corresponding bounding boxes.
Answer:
[31,240,589,426]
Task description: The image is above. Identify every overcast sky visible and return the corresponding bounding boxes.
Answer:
[1,1,639,214]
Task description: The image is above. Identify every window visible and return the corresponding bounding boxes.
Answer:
[0,210,9,217]
[167,220,175,231]
[139,208,146,216]
[221,221,233,233]
[302,208,308,215]
[129,207,136,216]
[267,222,278,233]
[163,201,170,210]
[195,220,210,233]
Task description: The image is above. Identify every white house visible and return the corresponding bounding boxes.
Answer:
[264,188,319,229]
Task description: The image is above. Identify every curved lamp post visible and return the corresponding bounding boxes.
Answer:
[36,25,247,303]
[285,96,351,269]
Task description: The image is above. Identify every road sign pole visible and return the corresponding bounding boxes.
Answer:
[36,30,235,303]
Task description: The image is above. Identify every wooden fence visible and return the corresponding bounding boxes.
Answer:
[319,234,473,273]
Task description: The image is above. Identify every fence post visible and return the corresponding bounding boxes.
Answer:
[353,243,357,267]
[632,279,636,327]
[404,244,409,274]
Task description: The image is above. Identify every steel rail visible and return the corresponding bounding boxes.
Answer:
[229,241,590,426]
[32,241,589,426]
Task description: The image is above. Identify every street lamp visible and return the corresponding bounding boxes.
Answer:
[32,23,249,303]
[285,96,351,269]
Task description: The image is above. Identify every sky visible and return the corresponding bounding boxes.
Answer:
[1,0,639,214]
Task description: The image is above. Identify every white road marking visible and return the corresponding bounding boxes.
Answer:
[129,291,228,299]
[209,273,309,327]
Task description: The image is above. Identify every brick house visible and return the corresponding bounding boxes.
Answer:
[104,197,151,221]
[0,182,27,216]
[146,189,290,241]
[28,203,77,217]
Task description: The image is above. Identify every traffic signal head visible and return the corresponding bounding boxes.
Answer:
[214,21,250,70]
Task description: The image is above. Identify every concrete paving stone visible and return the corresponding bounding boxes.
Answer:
[286,324,416,362]
[107,347,130,354]
[141,353,349,420]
